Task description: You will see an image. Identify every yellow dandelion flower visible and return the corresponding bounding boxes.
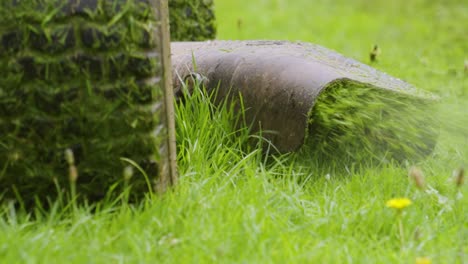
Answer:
[415,257,431,264]
[386,198,412,209]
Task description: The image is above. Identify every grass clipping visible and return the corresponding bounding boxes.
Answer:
[305,80,438,164]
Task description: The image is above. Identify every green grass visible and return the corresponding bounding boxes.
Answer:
[305,80,438,164]
[1,0,467,263]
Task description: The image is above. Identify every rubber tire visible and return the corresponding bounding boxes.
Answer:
[0,0,162,205]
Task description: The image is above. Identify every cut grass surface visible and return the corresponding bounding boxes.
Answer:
[0,0,467,263]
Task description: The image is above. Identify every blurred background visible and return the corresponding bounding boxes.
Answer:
[214,0,467,96]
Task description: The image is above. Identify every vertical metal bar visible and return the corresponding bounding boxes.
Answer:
[153,0,178,191]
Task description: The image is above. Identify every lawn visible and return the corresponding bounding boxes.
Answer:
[1,0,467,263]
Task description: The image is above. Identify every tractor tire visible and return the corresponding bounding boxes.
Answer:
[0,0,164,205]
[169,0,216,41]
